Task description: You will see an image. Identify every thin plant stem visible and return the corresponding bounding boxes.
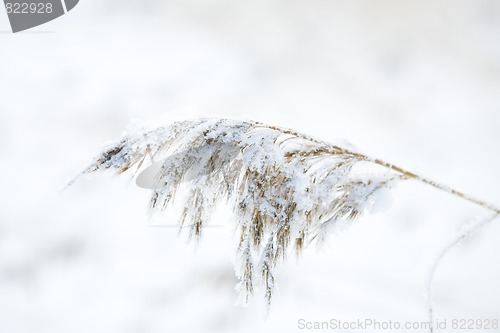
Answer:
[427,213,499,333]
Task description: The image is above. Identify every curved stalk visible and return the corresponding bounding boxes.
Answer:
[259,122,500,214]
[427,213,499,332]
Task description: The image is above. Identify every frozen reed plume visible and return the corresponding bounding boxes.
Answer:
[69,118,500,313]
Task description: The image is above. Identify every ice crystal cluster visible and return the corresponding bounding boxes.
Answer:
[74,118,398,305]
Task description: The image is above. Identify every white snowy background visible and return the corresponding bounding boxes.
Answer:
[1,1,500,332]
